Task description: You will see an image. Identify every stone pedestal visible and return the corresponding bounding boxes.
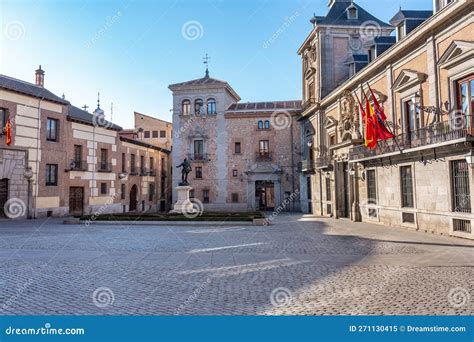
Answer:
[169,186,197,214]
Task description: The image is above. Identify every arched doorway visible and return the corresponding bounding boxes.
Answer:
[0,179,8,218]
[129,185,138,211]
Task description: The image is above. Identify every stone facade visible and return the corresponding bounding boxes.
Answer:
[170,74,301,212]
[134,112,172,150]
[298,0,474,239]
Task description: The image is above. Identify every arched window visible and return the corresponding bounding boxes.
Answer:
[207,98,216,114]
[258,120,264,129]
[195,99,204,115]
[264,120,270,129]
[182,100,191,115]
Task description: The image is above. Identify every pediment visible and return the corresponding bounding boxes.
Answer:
[392,69,427,93]
[438,40,474,69]
[324,116,338,128]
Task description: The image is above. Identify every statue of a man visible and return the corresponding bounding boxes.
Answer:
[177,158,192,185]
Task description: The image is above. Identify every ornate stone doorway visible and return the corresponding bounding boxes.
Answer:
[255,180,275,211]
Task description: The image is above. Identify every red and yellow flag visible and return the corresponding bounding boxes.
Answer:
[365,97,377,149]
[4,118,12,145]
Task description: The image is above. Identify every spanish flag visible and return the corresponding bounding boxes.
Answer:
[365,97,377,149]
[5,118,12,146]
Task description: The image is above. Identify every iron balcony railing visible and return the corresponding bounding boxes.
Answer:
[255,152,272,162]
[160,170,167,178]
[314,153,332,169]
[98,161,112,172]
[149,169,156,176]
[187,153,210,162]
[69,160,87,171]
[298,160,315,173]
[349,115,474,161]
[140,167,149,176]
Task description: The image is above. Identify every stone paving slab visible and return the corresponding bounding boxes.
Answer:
[0,215,472,315]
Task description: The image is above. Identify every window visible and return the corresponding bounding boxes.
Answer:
[264,120,270,129]
[100,183,107,195]
[150,157,154,171]
[0,108,8,129]
[149,184,155,201]
[144,131,150,138]
[121,184,126,199]
[74,145,82,165]
[194,99,204,115]
[397,24,405,41]
[259,140,269,154]
[231,193,239,203]
[400,166,414,208]
[366,170,377,217]
[207,98,216,114]
[152,130,159,138]
[456,75,474,130]
[160,130,166,138]
[189,189,195,198]
[308,82,315,100]
[122,153,126,173]
[100,149,108,171]
[131,154,136,173]
[347,6,357,20]
[194,140,204,159]
[404,100,421,141]
[195,166,202,179]
[203,189,209,203]
[45,164,58,186]
[46,118,59,142]
[258,120,264,129]
[235,142,241,154]
[140,155,145,173]
[233,169,238,177]
[451,160,471,213]
[182,100,191,115]
[325,177,331,201]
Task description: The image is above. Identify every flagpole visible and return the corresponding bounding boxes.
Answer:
[366,82,403,154]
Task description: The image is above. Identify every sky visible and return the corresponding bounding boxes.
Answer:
[0,0,433,128]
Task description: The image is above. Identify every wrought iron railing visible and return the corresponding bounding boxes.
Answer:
[140,167,149,176]
[69,160,87,171]
[298,160,315,173]
[98,161,112,172]
[187,153,210,162]
[349,116,473,161]
[255,152,272,162]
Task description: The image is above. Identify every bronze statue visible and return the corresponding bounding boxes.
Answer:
[177,158,192,186]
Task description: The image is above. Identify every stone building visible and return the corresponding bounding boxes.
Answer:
[169,71,301,212]
[0,67,172,218]
[133,112,172,150]
[298,0,474,239]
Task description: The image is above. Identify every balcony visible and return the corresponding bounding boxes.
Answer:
[314,153,332,169]
[298,160,315,173]
[140,167,149,176]
[187,153,210,162]
[98,161,112,172]
[149,169,156,176]
[160,170,167,178]
[349,116,474,161]
[69,160,87,171]
[255,152,272,162]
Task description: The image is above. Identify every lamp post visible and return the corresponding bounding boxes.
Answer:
[23,167,33,219]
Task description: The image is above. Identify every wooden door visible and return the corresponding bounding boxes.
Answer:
[69,187,84,217]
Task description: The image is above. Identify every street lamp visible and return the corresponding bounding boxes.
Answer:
[23,167,33,219]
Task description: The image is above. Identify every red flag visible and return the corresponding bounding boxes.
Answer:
[367,84,394,141]
[368,85,387,121]
[4,118,12,146]
[354,92,366,122]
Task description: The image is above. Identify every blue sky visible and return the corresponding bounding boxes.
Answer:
[1,0,433,128]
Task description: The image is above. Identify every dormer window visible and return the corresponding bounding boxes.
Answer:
[346,4,358,20]
[396,23,405,41]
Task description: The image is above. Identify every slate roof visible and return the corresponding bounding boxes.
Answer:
[314,1,392,27]
[344,54,369,64]
[374,36,397,44]
[68,105,122,131]
[390,10,433,26]
[226,100,302,113]
[0,74,69,105]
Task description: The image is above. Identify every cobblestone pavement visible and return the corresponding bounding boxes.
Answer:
[0,215,472,316]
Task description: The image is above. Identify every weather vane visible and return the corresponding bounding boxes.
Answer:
[203,53,211,77]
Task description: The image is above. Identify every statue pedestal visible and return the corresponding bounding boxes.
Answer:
[169,186,197,214]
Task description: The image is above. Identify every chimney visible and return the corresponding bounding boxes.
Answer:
[35,65,44,87]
